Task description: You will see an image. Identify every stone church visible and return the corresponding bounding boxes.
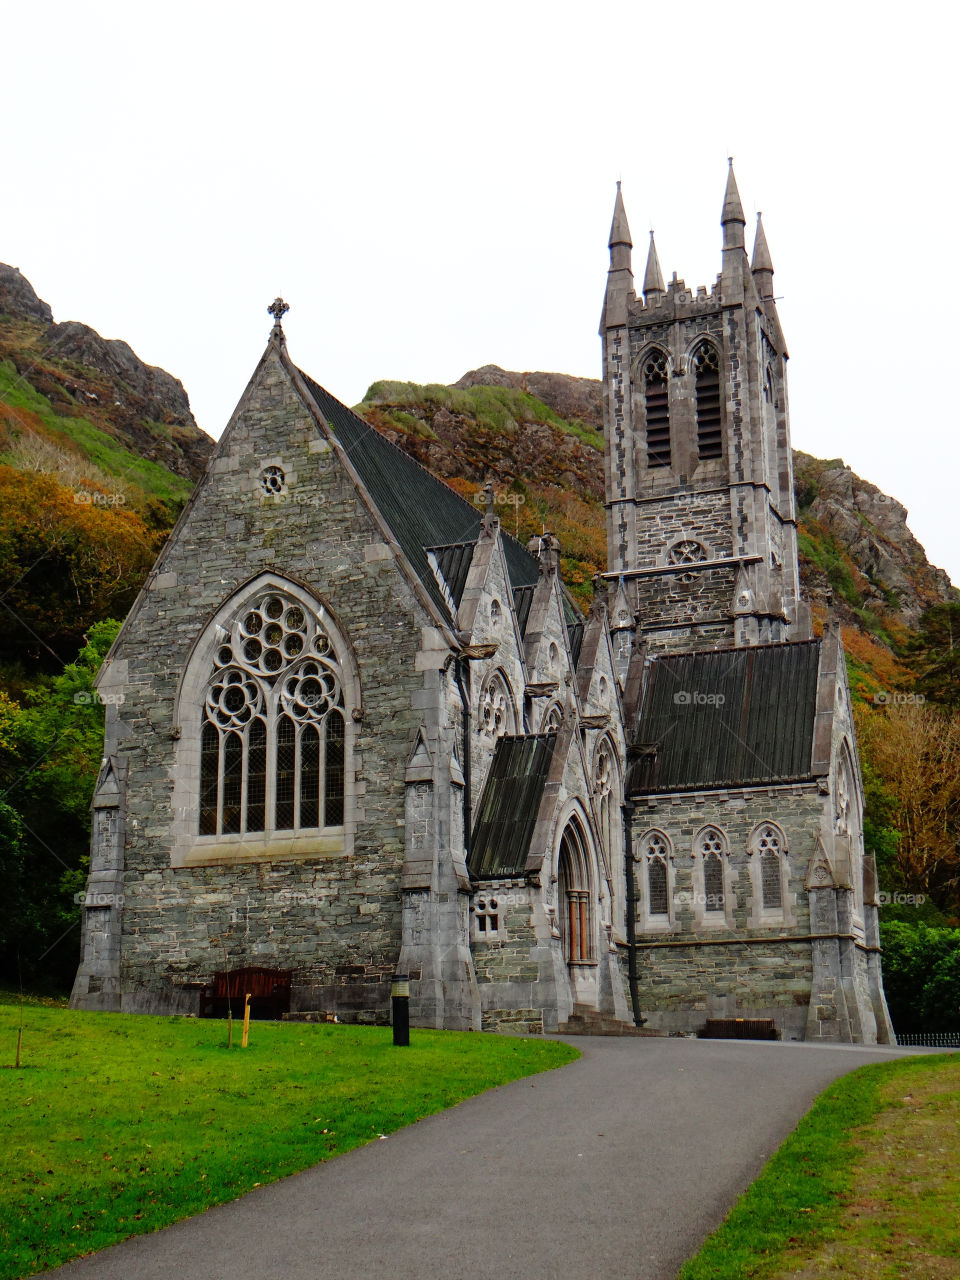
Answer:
[71,164,893,1043]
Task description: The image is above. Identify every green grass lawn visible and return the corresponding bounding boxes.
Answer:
[0,995,578,1279]
[679,1052,960,1280]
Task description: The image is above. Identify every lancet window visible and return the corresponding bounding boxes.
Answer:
[757,825,784,910]
[646,832,670,917]
[699,826,726,912]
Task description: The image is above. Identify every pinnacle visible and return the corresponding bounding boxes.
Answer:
[608,181,633,249]
[751,213,774,274]
[721,158,746,226]
[643,231,665,297]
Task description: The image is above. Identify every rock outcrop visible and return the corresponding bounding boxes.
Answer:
[794,452,955,627]
[453,365,603,430]
[44,320,195,431]
[0,262,213,482]
[0,265,53,324]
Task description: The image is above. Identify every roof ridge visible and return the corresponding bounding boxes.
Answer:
[649,637,821,662]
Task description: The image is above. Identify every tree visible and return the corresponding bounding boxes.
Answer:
[907,601,960,710]
[880,920,960,1033]
[0,621,121,990]
[854,700,960,920]
[0,465,156,668]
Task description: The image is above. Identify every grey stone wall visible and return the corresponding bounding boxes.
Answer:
[629,786,820,1037]
[79,347,448,1021]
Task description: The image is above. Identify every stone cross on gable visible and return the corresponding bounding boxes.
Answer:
[268,297,289,333]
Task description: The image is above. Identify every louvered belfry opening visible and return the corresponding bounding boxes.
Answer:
[694,344,722,459]
[644,352,671,468]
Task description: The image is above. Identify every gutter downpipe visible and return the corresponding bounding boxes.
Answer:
[454,657,472,867]
[622,799,644,1027]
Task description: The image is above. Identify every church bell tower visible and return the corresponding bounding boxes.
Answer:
[601,163,811,655]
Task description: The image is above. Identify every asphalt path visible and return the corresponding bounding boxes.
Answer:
[48,1037,945,1280]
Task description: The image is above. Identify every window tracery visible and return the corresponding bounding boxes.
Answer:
[698,826,726,913]
[645,832,670,917]
[756,825,784,909]
[198,590,345,838]
[479,671,514,737]
[543,702,564,733]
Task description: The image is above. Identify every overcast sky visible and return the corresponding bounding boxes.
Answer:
[5,2,957,584]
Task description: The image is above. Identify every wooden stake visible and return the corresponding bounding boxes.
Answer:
[242,993,251,1048]
[15,952,24,1068]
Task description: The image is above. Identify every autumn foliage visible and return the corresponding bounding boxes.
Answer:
[0,465,158,665]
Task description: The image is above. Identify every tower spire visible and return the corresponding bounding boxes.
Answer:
[721,158,746,251]
[602,182,634,329]
[608,181,632,260]
[751,212,774,298]
[642,230,665,302]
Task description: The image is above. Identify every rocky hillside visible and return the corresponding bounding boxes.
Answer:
[0,266,216,666]
[357,367,957,698]
[0,264,213,506]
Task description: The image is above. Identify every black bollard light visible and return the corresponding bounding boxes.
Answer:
[391,973,410,1047]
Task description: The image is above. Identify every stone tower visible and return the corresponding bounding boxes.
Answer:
[601,164,811,655]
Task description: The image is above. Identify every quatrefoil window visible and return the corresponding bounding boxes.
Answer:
[668,540,708,566]
[260,466,286,496]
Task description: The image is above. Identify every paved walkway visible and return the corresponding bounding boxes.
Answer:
[50,1038,942,1280]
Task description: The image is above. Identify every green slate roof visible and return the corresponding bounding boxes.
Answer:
[299,371,540,623]
[470,733,557,878]
[627,639,822,794]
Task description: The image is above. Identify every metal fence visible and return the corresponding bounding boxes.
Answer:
[895,1032,960,1048]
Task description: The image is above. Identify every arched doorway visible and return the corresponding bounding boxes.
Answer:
[557,820,592,965]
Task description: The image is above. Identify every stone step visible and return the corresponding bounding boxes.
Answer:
[558,1007,663,1037]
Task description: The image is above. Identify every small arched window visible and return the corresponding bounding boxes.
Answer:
[648,853,668,916]
[694,343,722,459]
[643,351,671,468]
[479,671,515,737]
[755,824,784,910]
[543,702,564,733]
[198,590,346,838]
[699,826,726,912]
[593,738,621,873]
[640,830,671,920]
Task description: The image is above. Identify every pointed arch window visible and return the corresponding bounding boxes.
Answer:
[646,832,670,917]
[757,825,784,910]
[694,343,722,459]
[558,820,594,964]
[643,351,671,468]
[479,671,516,737]
[198,590,346,838]
[593,737,621,876]
[699,826,726,913]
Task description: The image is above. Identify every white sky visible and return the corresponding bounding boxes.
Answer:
[5,2,958,584]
